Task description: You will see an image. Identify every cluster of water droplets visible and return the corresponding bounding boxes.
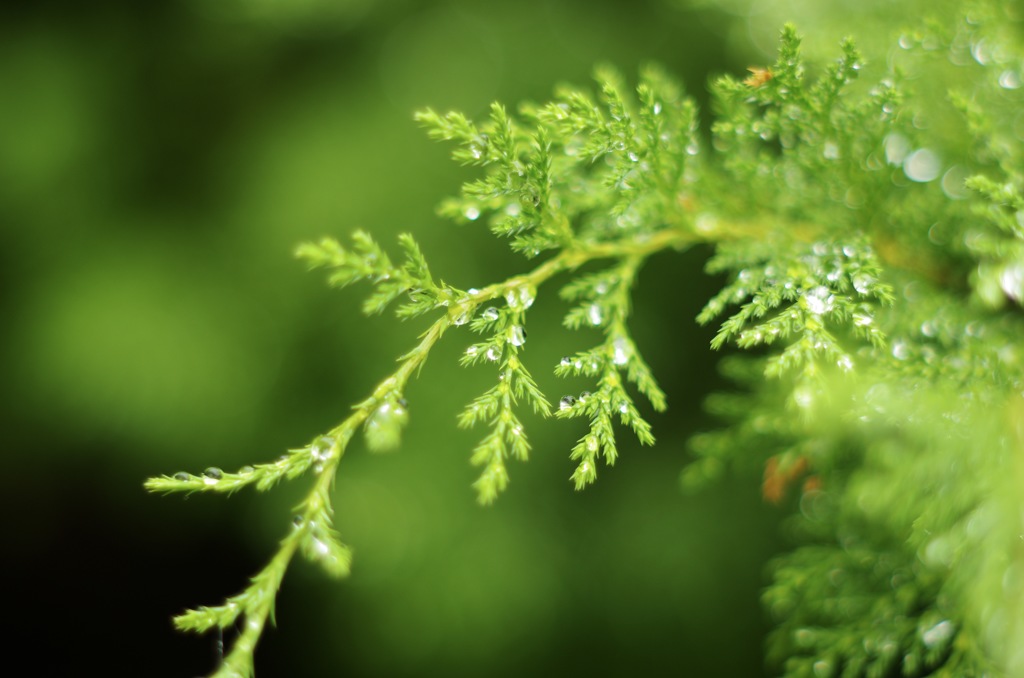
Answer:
[505,284,536,311]
[804,286,835,315]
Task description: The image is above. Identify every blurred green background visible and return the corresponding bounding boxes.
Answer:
[0,0,850,675]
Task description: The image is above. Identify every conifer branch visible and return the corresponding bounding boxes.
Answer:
[149,7,1024,675]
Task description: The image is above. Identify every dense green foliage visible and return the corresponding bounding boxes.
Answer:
[146,2,1024,675]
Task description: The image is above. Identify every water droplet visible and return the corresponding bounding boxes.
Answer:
[578,391,591,402]
[293,515,305,527]
[627,151,639,162]
[1000,264,1024,301]
[485,347,500,362]
[813,659,834,678]
[971,38,991,65]
[941,165,972,200]
[588,303,604,325]
[892,340,910,360]
[312,537,330,556]
[482,307,500,322]
[850,61,862,71]
[805,286,834,315]
[685,142,699,156]
[612,337,629,365]
[884,133,910,165]
[508,325,526,347]
[585,436,598,452]
[311,437,335,462]
[203,467,223,485]
[904,148,941,182]
[653,102,662,115]
[618,401,629,414]
[559,395,576,411]
[922,620,954,648]
[560,356,572,367]
[793,386,814,409]
[999,69,1022,89]
[853,273,874,295]
[173,472,190,481]
[451,309,470,326]
[464,206,481,221]
[511,425,523,437]
[837,355,854,372]
[898,34,913,49]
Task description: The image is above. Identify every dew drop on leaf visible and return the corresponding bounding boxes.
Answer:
[999,263,1024,301]
[311,437,335,462]
[559,395,576,410]
[612,337,630,365]
[793,386,814,409]
[173,472,189,481]
[921,620,954,649]
[588,303,604,325]
[903,148,941,183]
[509,325,526,347]
[812,659,833,678]
[853,274,874,294]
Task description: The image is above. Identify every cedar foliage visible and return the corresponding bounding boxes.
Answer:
[148,3,1024,675]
